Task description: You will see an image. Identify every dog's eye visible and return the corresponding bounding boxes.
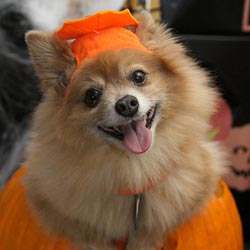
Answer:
[131,70,147,86]
[84,88,102,108]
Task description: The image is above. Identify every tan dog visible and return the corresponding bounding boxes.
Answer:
[24,11,225,250]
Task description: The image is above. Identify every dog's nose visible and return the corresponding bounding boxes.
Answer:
[115,95,139,117]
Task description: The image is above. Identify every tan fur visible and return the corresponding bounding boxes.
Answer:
[25,11,226,250]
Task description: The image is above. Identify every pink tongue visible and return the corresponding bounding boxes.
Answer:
[120,120,152,154]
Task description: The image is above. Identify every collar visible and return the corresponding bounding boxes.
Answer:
[115,169,174,195]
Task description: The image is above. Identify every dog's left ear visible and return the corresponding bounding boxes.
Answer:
[134,11,187,74]
[25,31,76,95]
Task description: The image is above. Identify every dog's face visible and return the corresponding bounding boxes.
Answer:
[65,49,171,154]
[25,12,217,157]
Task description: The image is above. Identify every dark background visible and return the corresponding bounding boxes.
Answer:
[161,0,250,245]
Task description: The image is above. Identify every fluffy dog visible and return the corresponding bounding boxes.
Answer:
[24,11,225,250]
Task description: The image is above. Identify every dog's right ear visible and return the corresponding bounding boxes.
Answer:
[25,31,76,95]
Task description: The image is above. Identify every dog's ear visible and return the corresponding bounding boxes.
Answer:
[134,11,160,45]
[134,11,187,74]
[25,31,76,95]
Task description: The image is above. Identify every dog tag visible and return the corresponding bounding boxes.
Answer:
[134,194,141,231]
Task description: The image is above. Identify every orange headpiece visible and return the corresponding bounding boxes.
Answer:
[56,9,150,66]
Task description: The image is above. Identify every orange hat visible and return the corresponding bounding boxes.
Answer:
[56,9,150,66]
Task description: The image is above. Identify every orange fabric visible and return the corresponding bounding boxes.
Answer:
[164,181,243,250]
[56,9,150,66]
[56,9,139,40]
[70,27,149,66]
[0,167,243,250]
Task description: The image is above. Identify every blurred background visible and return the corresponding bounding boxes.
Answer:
[0,0,249,248]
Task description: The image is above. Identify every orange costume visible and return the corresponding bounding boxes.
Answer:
[0,10,243,250]
[0,167,243,250]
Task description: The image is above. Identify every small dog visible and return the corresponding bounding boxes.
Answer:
[24,10,225,250]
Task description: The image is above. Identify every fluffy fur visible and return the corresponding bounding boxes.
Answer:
[25,11,225,250]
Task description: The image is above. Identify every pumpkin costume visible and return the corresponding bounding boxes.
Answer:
[0,167,243,250]
[0,10,243,250]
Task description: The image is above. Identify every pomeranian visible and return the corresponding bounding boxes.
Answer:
[24,10,225,250]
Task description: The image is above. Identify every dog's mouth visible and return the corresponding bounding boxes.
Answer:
[98,105,157,154]
[230,166,250,178]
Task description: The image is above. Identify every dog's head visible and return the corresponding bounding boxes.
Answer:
[26,11,218,155]
[65,49,169,154]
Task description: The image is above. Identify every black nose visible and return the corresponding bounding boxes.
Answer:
[115,95,139,117]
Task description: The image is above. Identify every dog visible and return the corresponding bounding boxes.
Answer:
[24,10,225,250]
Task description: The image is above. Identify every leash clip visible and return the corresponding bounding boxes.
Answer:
[134,194,142,231]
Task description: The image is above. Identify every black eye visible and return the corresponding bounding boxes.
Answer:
[84,88,102,108]
[131,70,147,86]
